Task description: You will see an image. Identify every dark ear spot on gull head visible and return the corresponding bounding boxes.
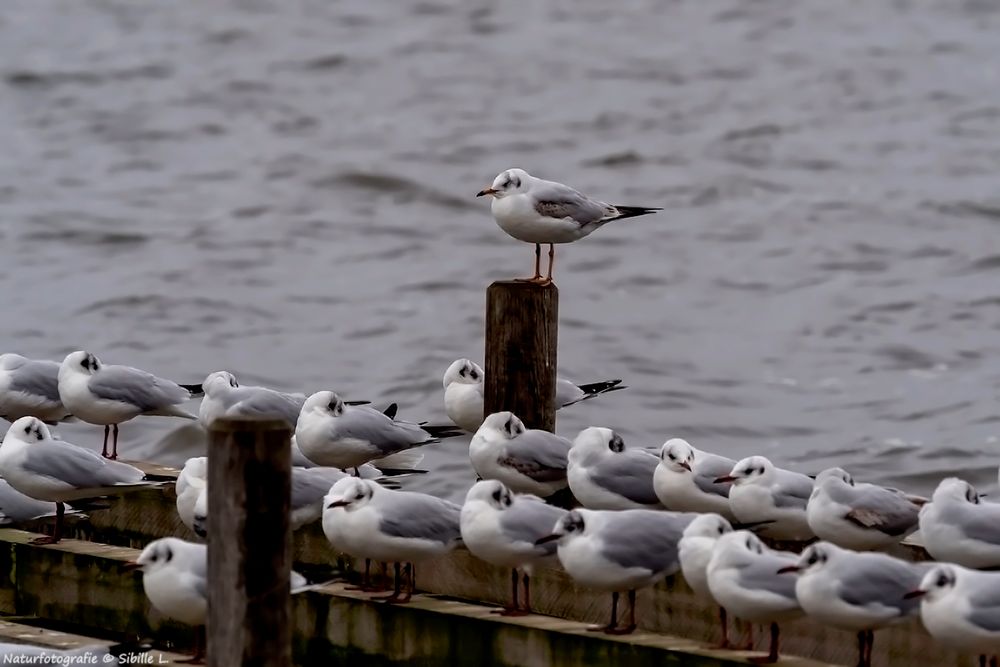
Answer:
[608,433,624,453]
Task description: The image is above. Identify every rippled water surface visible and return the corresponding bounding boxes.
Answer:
[3,0,1000,500]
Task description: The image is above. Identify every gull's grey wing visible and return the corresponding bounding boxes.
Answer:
[842,485,920,536]
[555,379,584,407]
[231,386,304,426]
[693,454,736,498]
[8,359,61,403]
[599,511,693,574]
[736,551,799,602]
[500,431,571,483]
[532,181,610,226]
[378,493,461,545]
[89,365,190,411]
[0,479,61,522]
[21,440,144,489]
[772,472,814,509]
[837,556,923,616]
[333,407,433,455]
[951,502,1000,546]
[499,500,566,555]
[965,580,1000,632]
[590,452,661,506]
[291,467,345,510]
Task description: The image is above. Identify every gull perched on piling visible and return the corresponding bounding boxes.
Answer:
[0,353,74,424]
[460,480,567,615]
[442,358,623,433]
[476,168,661,284]
[536,508,693,634]
[567,427,663,510]
[470,412,572,498]
[57,351,202,459]
[0,417,159,543]
[715,456,815,541]
[654,438,736,519]
[806,468,923,550]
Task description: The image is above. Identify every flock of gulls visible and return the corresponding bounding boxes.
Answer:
[0,171,995,666]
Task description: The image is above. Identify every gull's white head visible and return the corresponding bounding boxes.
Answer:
[180,457,208,483]
[537,509,587,547]
[202,371,238,395]
[710,530,766,569]
[464,479,514,510]
[4,416,49,445]
[302,391,345,418]
[325,477,375,512]
[659,438,695,472]
[909,564,959,603]
[932,477,980,504]
[477,411,526,440]
[62,350,102,377]
[815,467,853,486]
[571,426,624,459]
[717,456,776,486]
[682,513,733,540]
[443,359,484,389]
[128,537,193,575]
[781,541,841,577]
[477,168,532,199]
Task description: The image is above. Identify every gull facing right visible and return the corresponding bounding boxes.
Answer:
[477,168,661,284]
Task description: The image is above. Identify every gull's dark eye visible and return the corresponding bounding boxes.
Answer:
[745,537,754,550]
[757,466,765,475]
[80,358,89,369]
[609,434,624,453]
[164,547,173,562]
[668,453,675,460]
[150,553,158,562]
[469,369,479,380]
[492,488,502,502]
[512,177,521,188]
[23,424,31,434]
[328,401,337,411]
[355,491,365,500]
[936,574,948,587]
[503,177,512,188]
[459,367,467,377]
[807,553,818,565]
[718,524,726,535]
[504,417,512,433]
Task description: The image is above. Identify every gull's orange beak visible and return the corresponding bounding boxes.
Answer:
[679,461,692,471]
[903,589,926,600]
[477,187,498,197]
[776,565,800,574]
[714,475,736,484]
[122,561,143,572]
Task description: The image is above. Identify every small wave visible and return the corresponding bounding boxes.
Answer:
[5,64,172,88]
[314,171,477,211]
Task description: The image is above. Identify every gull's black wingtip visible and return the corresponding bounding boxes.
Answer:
[180,383,205,397]
[422,424,466,439]
[612,205,663,220]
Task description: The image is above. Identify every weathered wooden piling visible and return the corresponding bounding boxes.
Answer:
[207,418,293,667]
[485,281,559,431]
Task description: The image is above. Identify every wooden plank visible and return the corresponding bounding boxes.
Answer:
[207,418,293,667]
[484,280,559,432]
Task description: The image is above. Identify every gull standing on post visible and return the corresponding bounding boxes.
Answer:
[715,456,814,542]
[706,530,801,664]
[779,542,927,667]
[906,564,1000,662]
[460,480,567,615]
[58,351,202,459]
[918,477,1000,569]
[296,391,461,473]
[0,353,74,424]
[567,427,663,510]
[654,438,736,519]
[443,359,623,433]
[536,508,694,634]
[323,477,462,603]
[0,417,159,543]
[806,468,923,550]
[477,168,661,284]
[470,412,572,498]
[678,513,737,647]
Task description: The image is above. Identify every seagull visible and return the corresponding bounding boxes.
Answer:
[476,168,661,284]
[806,468,923,550]
[567,427,663,510]
[654,438,736,520]
[906,563,1000,662]
[442,359,623,433]
[323,477,462,603]
[678,513,737,647]
[469,411,572,497]
[460,480,567,615]
[919,477,1000,569]
[779,541,927,667]
[0,478,83,525]
[706,530,801,664]
[295,391,462,473]
[0,417,160,544]
[57,351,203,459]
[125,537,317,663]
[715,456,815,542]
[0,353,74,424]
[536,508,693,634]
[175,457,207,535]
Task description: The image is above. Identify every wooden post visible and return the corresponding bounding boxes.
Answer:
[485,281,559,432]
[207,418,293,667]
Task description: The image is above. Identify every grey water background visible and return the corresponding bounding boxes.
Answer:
[2,0,1000,501]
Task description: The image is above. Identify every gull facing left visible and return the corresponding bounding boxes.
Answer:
[58,351,203,459]
[477,168,661,284]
